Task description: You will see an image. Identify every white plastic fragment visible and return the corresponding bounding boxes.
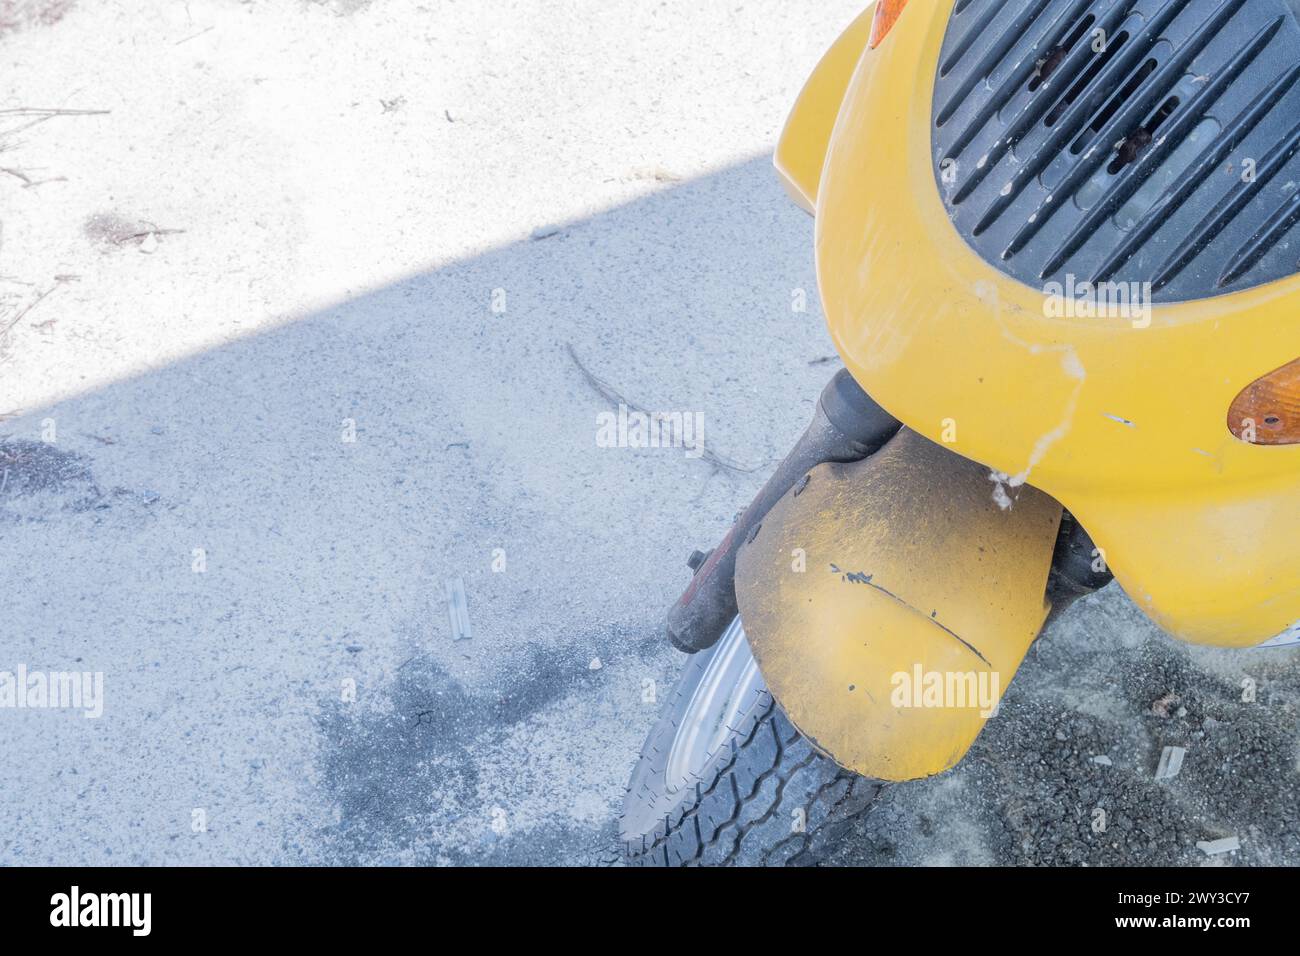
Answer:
[588,657,603,671]
[1256,618,1300,647]
[1196,836,1240,856]
[1155,745,1186,780]
[1092,755,1113,766]
[445,576,472,641]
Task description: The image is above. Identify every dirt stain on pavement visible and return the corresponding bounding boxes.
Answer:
[305,0,374,16]
[310,644,625,866]
[0,439,100,517]
[0,0,74,37]
[0,438,164,521]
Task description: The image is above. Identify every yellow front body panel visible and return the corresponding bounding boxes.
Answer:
[804,1,1300,647]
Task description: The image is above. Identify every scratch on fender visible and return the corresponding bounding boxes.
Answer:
[829,564,992,668]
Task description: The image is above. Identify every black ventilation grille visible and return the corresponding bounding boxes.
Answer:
[932,0,1300,302]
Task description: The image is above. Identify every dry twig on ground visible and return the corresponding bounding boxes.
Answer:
[565,342,756,474]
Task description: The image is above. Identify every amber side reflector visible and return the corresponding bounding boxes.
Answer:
[1228,358,1300,445]
[869,0,911,49]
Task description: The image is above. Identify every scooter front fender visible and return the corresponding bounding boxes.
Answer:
[734,429,1062,782]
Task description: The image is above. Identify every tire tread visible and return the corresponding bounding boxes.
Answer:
[624,700,882,867]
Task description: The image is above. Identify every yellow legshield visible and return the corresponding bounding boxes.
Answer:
[734,430,1062,781]
[773,3,877,213]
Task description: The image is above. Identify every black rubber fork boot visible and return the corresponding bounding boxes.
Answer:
[1044,511,1115,626]
[665,369,901,653]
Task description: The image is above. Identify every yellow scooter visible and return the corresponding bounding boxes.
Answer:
[622,0,1300,865]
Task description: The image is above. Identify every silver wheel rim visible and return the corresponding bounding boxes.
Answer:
[665,616,765,793]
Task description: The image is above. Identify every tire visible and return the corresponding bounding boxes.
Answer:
[621,617,883,866]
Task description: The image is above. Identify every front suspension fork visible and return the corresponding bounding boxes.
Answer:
[666,370,901,653]
[665,370,1115,653]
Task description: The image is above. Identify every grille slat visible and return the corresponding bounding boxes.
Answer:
[1073,58,1158,155]
[941,0,1019,78]
[1091,62,1300,283]
[1034,15,1282,275]
[1150,116,1300,291]
[942,0,1096,151]
[950,0,1137,204]
[936,0,1057,127]
[932,0,1300,301]
[976,0,1205,241]
[1220,191,1300,286]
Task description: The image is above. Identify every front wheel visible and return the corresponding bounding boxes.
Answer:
[621,617,883,866]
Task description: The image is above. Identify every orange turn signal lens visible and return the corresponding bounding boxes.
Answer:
[1228,358,1300,445]
[869,0,911,49]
